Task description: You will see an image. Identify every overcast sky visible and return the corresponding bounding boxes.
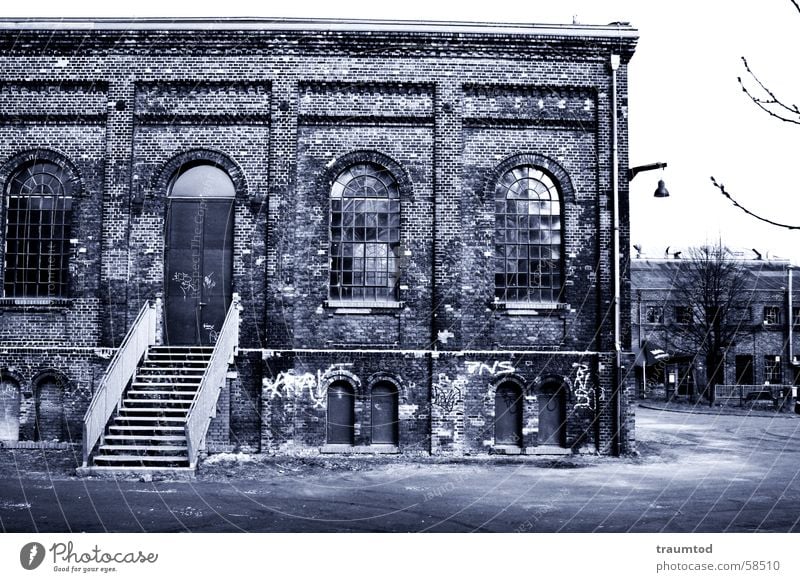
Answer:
[5,0,800,264]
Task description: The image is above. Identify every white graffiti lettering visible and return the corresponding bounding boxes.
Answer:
[572,363,593,410]
[264,369,326,409]
[465,360,515,376]
[172,271,196,299]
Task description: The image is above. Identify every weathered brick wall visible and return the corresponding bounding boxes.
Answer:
[0,22,637,454]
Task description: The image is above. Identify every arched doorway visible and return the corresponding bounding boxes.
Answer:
[0,376,20,441]
[34,374,65,442]
[371,382,398,445]
[494,382,523,446]
[327,381,355,445]
[165,163,235,345]
[538,381,566,447]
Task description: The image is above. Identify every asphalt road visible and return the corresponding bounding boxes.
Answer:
[2,406,800,532]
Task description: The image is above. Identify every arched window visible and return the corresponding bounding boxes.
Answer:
[4,161,73,298]
[495,165,562,303]
[329,162,400,302]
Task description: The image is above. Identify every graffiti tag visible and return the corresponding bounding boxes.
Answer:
[465,360,515,376]
[432,373,466,413]
[572,363,593,410]
[172,271,196,299]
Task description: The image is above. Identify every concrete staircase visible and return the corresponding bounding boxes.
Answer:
[89,346,214,469]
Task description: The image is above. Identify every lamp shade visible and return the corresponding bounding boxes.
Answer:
[654,179,670,198]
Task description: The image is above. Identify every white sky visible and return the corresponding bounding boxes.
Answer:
[4,0,800,263]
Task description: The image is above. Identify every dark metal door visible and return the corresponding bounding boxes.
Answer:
[371,383,398,445]
[538,387,565,447]
[495,383,523,446]
[165,199,233,345]
[0,379,20,441]
[327,382,355,445]
[35,378,63,442]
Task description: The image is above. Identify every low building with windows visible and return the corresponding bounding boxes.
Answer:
[0,18,639,467]
[631,256,800,404]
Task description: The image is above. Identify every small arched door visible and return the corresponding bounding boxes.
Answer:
[371,382,399,445]
[538,382,566,447]
[494,382,523,446]
[327,382,355,445]
[165,164,235,345]
[0,377,20,441]
[34,375,65,442]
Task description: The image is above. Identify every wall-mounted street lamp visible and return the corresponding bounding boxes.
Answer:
[628,162,670,197]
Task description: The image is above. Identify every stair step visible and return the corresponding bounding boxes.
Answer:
[128,390,197,400]
[99,444,189,452]
[135,372,206,377]
[109,425,185,432]
[113,415,185,422]
[105,434,186,442]
[123,398,192,405]
[131,382,201,388]
[143,360,209,365]
[118,407,188,415]
[92,455,189,464]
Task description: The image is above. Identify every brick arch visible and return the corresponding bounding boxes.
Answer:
[319,149,414,200]
[320,368,362,395]
[484,152,576,204]
[489,373,529,395]
[534,374,569,393]
[366,372,405,401]
[150,148,248,201]
[0,148,83,197]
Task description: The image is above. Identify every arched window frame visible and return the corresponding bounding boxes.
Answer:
[493,164,565,306]
[328,161,401,305]
[1,152,81,300]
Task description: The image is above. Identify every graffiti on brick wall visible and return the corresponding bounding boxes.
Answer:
[264,369,325,409]
[465,360,515,376]
[432,374,466,413]
[571,362,593,410]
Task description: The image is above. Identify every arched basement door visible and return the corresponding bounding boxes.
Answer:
[327,382,355,445]
[34,375,65,442]
[165,164,235,346]
[371,382,399,445]
[538,383,566,447]
[0,377,20,440]
[494,382,523,446]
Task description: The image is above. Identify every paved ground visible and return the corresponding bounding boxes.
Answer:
[1,406,800,532]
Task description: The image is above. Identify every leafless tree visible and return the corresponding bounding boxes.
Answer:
[711,0,800,230]
[667,244,750,402]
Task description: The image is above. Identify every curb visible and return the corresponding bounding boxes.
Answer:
[638,403,799,419]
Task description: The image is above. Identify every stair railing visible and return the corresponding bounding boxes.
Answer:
[184,293,241,468]
[81,299,160,467]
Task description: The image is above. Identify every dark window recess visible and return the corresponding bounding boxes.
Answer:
[735,355,754,385]
[645,305,664,324]
[4,161,72,298]
[763,306,781,325]
[329,163,400,302]
[674,305,692,325]
[494,165,562,303]
[764,355,782,384]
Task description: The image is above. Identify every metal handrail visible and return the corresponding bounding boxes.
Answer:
[713,384,791,404]
[81,299,159,466]
[184,293,241,468]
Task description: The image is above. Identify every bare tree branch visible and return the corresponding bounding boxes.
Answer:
[711,177,800,230]
[738,57,800,125]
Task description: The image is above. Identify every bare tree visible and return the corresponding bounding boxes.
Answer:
[667,244,750,402]
[711,0,800,230]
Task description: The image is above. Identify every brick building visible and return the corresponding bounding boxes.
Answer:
[631,255,800,403]
[0,18,639,467]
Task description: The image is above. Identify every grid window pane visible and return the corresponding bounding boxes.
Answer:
[329,162,400,301]
[4,161,72,298]
[494,165,562,303]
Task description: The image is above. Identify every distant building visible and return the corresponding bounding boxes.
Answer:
[631,257,800,403]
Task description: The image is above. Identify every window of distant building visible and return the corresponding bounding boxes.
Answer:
[763,306,781,326]
[764,355,782,384]
[645,305,664,324]
[494,165,562,304]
